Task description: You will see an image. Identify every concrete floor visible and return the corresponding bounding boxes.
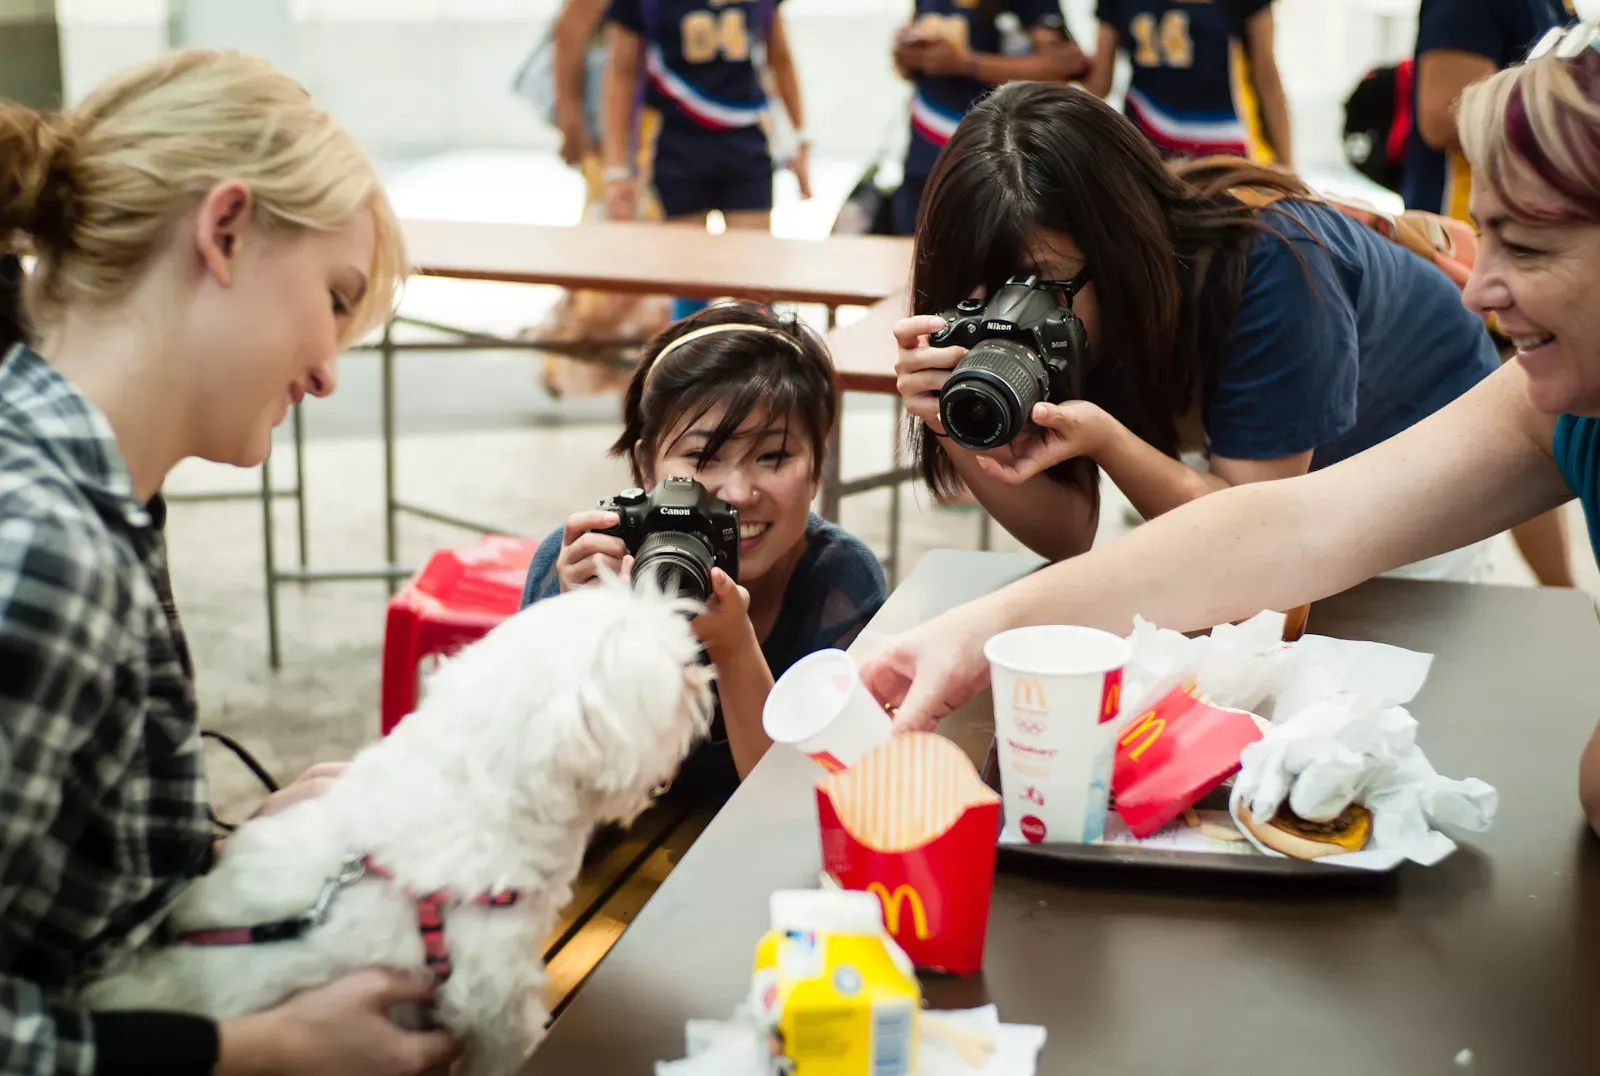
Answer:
[164,150,1600,820]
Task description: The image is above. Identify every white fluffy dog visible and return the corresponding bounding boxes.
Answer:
[81,573,714,1076]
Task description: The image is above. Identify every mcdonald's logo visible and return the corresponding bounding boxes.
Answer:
[1119,711,1165,762]
[1012,678,1047,712]
[867,882,930,940]
[1099,669,1122,725]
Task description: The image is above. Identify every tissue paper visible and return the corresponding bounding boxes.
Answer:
[1223,638,1496,870]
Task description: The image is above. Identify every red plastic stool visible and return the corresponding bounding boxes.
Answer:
[380,535,541,736]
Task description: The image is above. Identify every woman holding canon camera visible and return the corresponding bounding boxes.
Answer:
[864,35,1600,831]
[520,302,886,804]
[894,81,1507,581]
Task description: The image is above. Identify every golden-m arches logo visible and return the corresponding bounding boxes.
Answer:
[1012,678,1046,712]
[867,882,930,940]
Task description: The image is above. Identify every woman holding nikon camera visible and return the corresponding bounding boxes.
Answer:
[894,82,1507,581]
[520,302,886,804]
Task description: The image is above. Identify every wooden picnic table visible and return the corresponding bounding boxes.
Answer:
[404,218,912,309]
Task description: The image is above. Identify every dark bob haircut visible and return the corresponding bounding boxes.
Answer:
[613,300,839,485]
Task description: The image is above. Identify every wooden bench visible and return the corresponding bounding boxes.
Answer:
[538,794,715,1018]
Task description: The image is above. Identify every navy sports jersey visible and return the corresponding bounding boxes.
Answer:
[903,0,1065,180]
[1097,0,1272,159]
[609,0,784,216]
[1402,0,1571,220]
[609,0,778,135]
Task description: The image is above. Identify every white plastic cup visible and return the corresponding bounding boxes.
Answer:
[763,648,892,773]
[984,625,1131,845]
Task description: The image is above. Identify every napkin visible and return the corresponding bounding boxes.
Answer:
[1119,611,1294,721]
[657,1004,1047,1076]
[1223,635,1497,870]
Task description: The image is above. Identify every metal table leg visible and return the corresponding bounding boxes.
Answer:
[292,400,308,569]
[820,305,843,522]
[887,396,903,587]
[380,317,399,596]
[261,451,281,670]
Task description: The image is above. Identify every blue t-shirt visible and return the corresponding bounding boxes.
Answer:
[1402,0,1569,219]
[609,0,778,157]
[903,0,1064,180]
[1097,0,1271,160]
[1200,200,1499,468]
[1555,415,1600,566]
[521,512,887,806]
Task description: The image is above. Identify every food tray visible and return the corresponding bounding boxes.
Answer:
[979,741,1399,881]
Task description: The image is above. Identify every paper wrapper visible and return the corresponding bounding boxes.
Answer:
[817,733,1001,976]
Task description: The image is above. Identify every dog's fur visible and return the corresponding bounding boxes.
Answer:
[80,574,714,1076]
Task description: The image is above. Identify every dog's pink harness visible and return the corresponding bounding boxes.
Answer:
[172,855,522,982]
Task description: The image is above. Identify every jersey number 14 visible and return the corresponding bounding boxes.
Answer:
[1130,10,1193,69]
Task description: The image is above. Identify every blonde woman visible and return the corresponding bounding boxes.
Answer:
[0,50,457,1075]
[860,31,1600,836]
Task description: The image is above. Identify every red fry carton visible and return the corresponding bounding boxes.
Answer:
[1111,686,1266,838]
[816,733,1001,976]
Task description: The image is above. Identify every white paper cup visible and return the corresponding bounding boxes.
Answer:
[984,625,1131,845]
[763,648,892,773]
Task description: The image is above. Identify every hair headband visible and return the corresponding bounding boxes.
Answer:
[648,322,802,377]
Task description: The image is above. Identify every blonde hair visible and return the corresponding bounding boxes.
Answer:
[0,48,406,344]
[1458,49,1600,222]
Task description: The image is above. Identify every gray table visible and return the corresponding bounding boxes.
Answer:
[523,550,1600,1076]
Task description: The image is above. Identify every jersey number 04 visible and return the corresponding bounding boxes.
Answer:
[681,7,751,63]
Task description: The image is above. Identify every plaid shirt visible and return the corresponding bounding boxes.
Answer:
[0,346,211,1076]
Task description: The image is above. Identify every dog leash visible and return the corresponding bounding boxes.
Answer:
[173,855,367,946]
[172,855,523,983]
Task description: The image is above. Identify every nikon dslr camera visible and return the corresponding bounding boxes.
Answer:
[595,476,739,603]
[927,274,1092,451]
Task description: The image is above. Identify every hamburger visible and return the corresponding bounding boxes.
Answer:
[1238,801,1373,860]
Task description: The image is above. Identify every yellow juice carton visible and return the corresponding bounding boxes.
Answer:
[751,890,922,1076]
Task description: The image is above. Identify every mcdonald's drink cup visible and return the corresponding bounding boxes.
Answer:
[816,732,1002,976]
[984,624,1131,845]
[764,648,892,773]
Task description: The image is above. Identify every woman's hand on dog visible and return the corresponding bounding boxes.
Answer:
[217,968,459,1076]
[691,568,756,661]
[893,314,961,437]
[250,762,349,820]
[556,510,631,591]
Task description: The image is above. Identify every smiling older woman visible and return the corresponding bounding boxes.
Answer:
[858,29,1600,835]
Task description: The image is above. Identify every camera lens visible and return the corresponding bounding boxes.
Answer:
[632,530,715,604]
[938,339,1050,451]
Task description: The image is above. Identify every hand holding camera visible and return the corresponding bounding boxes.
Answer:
[895,275,1094,456]
[970,399,1113,485]
[555,510,633,592]
[691,568,756,661]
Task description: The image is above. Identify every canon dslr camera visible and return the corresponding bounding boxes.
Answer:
[928,274,1092,451]
[595,476,739,603]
